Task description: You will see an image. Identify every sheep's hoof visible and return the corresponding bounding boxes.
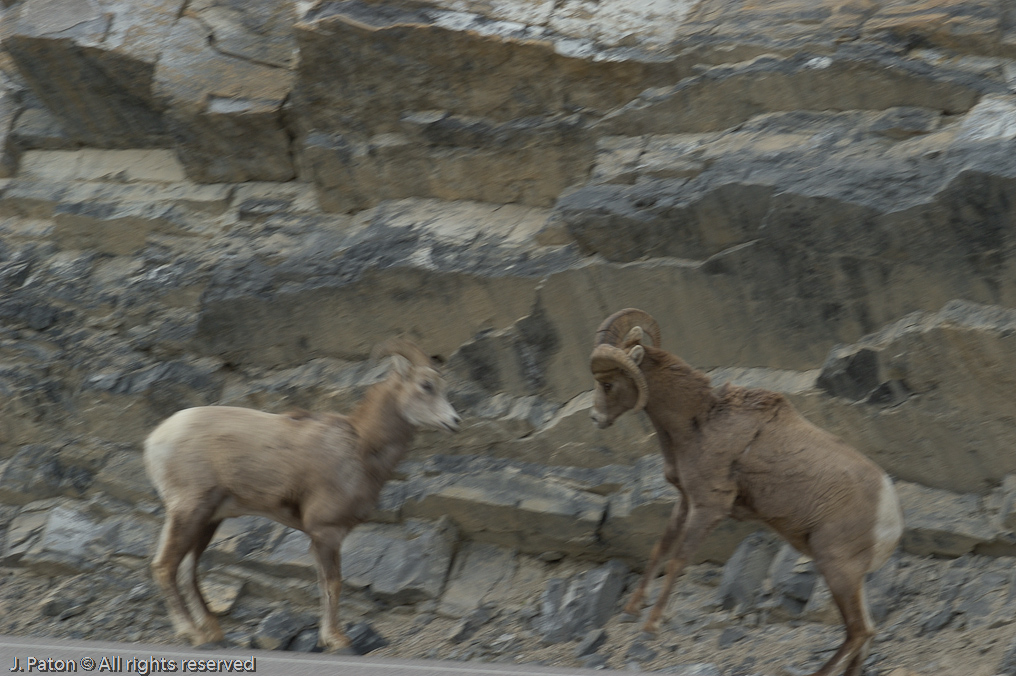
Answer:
[197,622,225,645]
[618,612,640,624]
[332,646,357,656]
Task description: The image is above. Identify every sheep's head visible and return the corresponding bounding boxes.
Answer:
[374,339,461,433]
[589,309,657,428]
[590,343,648,428]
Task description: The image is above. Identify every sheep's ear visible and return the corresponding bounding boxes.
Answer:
[628,345,645,365]
[623,326,644,347]
[389,354,412,377]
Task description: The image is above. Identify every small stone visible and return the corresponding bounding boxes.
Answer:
[57,605,87,621]
[448,606,494,643]
[919,605,956,635]
[625,640,657,663]
[575,628,608,657]
[716,532,780,612]
[537,560,628,643]
[126,583,154,602]
[489,633,517,654]
[40,592,75,617]
[347,622,388,655]
[288,628,321,653]
[582,653,608,669]
[718,625,748,648]
[252,609,314,650]
[201,575,245,615]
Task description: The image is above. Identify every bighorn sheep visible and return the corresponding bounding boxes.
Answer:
[590,309,903,676]
[143,340,461,651]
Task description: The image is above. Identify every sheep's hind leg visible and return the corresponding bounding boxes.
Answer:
[151,511,210,645]
[310,525,353,653]
[622,495,688,621]
[807,556,874,676]
[641,505,726,636]
[179,520,224,644]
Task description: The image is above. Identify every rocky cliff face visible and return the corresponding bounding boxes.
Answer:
[4,0,1016,673]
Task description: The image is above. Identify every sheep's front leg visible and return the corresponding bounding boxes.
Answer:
[641,504,727,635]
[622,494,688,621]
[309,525,352,652]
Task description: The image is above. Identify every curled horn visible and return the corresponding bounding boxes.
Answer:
[371,338,433,369]
[595,308,662,348]
[590,344,649,412]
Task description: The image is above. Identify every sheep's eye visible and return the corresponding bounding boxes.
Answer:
[421,381,435,394]
[601,382,612,393]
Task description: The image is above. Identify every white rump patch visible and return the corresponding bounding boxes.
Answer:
[870,474,904,571]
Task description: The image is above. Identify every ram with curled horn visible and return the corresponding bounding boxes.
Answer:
[143,338,460,651]
[589,309,902,676]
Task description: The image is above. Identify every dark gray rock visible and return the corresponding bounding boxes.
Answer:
[106,516,159,562]
[252,609,315,650]
[400,468,607,557]
[253,528,315,581]
[536,560,628,643]
[438,541,517,617]
[292,2,663,139]
[867,107,942,139]
[19,504,116,575]
[364,519,456,605]
[447,606,494,643]
[224,632,252,648]
[625,640,658,663]
[765,544,819,619]
[898,482,999,557]
[866,555,900,625]
[40,587,93,618]
[346,622,388,655]
[585,560,630,628]
[718,626,749,649]
[597,49,1005,137]
[816,348,881,402]
[287,628,321,653]
[190,0,298,69]
[919,605,957,635]
[152,15,294,183]
[998,475,1016,532]
[575,628,608,657]
[716,532,781,613]
[205,516,279,567]
[0,445,94,505]
[953,566,1013,629]
[2,0,177,148]
[7,99,77,153]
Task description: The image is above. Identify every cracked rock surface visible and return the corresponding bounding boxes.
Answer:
[3,1,1016,675]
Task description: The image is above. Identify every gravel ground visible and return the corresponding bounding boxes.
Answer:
[2,552,1014,676]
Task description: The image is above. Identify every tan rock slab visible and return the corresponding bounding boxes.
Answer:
[18,149,187,183]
